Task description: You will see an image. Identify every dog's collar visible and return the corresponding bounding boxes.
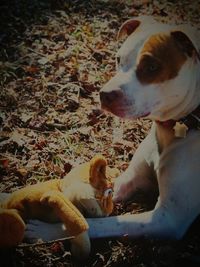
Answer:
[156,105,200,138]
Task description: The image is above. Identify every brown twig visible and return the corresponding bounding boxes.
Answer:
[19,236,74,248]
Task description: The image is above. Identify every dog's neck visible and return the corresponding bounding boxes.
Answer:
[156,104,200,130]
[155,105,200,152]
[178,105,200,130]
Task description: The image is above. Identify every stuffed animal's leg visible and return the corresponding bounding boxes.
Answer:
[40,191,90,259]
[40,190,88,236]
[0,208,25,247]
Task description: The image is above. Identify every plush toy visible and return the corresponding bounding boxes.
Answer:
[0,155,120,259]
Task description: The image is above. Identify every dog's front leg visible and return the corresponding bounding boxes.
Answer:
[114,126,158,202]
[25,202,173,242]
[87,199,178,240]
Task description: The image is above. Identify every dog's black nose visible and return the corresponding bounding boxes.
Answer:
[100,90,122,106]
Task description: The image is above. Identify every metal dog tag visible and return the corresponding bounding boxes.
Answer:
[173,122,188,138]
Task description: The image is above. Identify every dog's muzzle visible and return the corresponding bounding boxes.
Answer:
[100,89,123,109]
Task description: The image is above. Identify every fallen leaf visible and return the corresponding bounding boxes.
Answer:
[0,158,9,168]
[24,65,39,73]
[17,168,28,177]
[38,57,49,65]
[63,162,72,174]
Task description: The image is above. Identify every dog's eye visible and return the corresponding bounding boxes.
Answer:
[136,56,162,84]
[140,55,161,74]
[148,62,159,72]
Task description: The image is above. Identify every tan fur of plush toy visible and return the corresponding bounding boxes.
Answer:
[0,155,119,259]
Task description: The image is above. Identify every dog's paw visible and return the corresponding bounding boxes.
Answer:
[113,178,127,202]
[113,175,133,202]
[24,220,66,242]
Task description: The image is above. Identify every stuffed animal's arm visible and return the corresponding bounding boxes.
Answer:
[40,190,88,236]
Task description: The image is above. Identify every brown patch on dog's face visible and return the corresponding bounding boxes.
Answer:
[136,33,187,85]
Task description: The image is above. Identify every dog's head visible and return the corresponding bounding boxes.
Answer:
[100,16,200,121]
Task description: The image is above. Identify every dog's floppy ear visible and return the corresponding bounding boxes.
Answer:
[117,19,140,40]
[117,16,155,40]
[171,26,200,60]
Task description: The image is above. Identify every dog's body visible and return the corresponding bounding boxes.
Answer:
[25,16,200,242]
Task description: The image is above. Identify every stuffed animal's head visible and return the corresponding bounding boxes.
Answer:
[61,155,120,216]
[89,155,120,215]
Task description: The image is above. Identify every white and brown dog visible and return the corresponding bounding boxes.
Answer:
[25,16,200,242]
